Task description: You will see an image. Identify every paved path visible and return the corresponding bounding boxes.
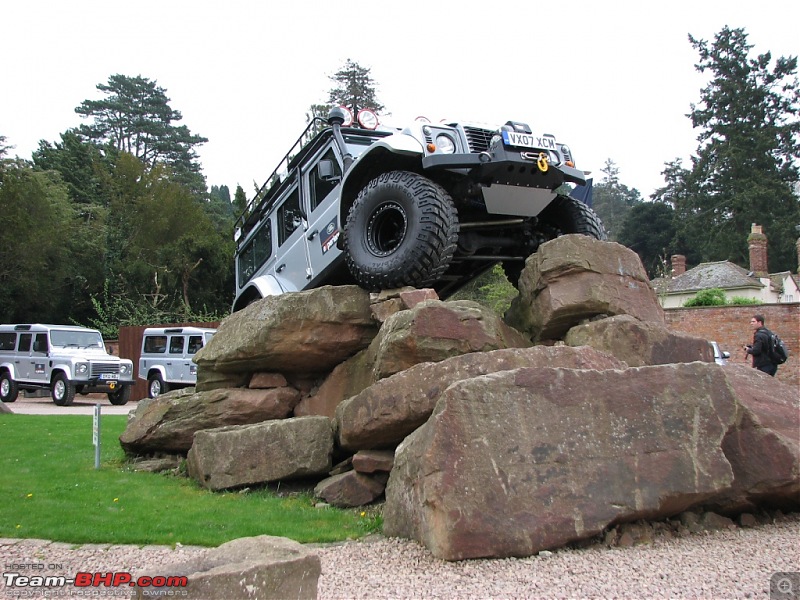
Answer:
[1,394,139,415]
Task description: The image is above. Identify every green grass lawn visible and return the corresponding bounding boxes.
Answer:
[0,414,381,547]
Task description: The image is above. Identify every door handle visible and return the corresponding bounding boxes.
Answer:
[307,230,319,241]
[276,264,286,273]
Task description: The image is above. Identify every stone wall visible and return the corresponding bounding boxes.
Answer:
[664,303,799,388]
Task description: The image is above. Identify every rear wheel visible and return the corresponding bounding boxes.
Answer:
[344,170,458,291]
[0,372,19,403]
[108,386,131,405]
[148,374,169,399]
[502,195,606,287]
[51,373,75,407]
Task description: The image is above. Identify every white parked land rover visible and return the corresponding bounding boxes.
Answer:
[0,324,134,406]
[138,326,216,398]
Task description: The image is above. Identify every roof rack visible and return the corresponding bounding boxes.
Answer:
[234,117,330,243]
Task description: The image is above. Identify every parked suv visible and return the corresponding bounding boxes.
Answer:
[232,107,606,311]
[0,324,134,406]
[138,327,216,398]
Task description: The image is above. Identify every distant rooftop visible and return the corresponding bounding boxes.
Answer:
[653,260,766,294]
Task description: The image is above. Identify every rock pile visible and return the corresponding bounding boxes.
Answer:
[120,235,799,561]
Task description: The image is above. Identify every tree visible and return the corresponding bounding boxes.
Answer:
[232,184,248,217]
[0,161,76,322]
[669,27,800,272]
[590,159,642,240]
[75,74,208,193]
[617,202,677,278]
[326,59,385,115]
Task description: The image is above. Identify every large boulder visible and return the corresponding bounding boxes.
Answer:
[133,535,320,600]
[120,386,301,455]
[565,314,715,366]
[335,345,626,451]
[504,235,665,342]
[295,299,531,418]
[383,362,799,560]
[194,285,378,378]
[187,416,333,491]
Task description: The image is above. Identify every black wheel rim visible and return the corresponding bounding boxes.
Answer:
[367,202,407,257]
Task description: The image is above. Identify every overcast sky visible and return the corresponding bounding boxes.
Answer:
[2,0,798,201]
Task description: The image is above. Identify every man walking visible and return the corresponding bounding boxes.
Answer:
[743,314,777,376]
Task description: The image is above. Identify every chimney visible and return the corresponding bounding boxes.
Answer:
[747,223,768,277]
[671,254,686,276]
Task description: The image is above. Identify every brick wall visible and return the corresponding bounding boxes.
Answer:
[664,304,799,388]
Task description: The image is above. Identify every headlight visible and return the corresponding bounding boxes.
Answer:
[120,364,130,375]
[436,134,456,154]
[76,363,88,375]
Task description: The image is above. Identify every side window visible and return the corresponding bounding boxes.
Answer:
[187,336,203,355]
[237,219,272,287]
[278,186,303,246]
[144,336,168,354]
[0,333,16,351]
[18,334,32,352]
[310,148,341,212]
[169,336,185,354]
[32,333,48,353]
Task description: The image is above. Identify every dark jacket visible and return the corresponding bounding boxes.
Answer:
[748,326,773,368]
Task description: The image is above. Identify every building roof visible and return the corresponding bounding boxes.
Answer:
[654,260,766,294]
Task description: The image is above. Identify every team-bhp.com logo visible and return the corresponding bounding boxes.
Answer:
[3,571,188,595]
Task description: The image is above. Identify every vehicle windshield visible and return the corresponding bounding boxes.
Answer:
[50,329,104,348]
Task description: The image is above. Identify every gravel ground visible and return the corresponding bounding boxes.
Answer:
[2,513,798,599]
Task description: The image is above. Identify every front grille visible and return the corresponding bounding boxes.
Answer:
[90,362,120,377]
[462,127,495,153]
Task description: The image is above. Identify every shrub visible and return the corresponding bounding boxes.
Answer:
[683,288,727,307]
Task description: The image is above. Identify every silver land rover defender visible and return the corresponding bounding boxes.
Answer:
[138,326,216,398]
[0,324,135,406]
[232,107,605,311]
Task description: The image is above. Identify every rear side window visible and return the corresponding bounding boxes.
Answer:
[187,336,204,355]
[18,334,32,352]
[0,333,16,351]
[143,336,168,354]
[169,336,185,354]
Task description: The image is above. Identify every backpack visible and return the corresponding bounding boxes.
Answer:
[768,331,789,365]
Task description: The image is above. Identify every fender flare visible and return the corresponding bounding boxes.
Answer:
[0,363,17,380]
[232,273,289,312]
[339,134,425,226]
[143,365,168,382]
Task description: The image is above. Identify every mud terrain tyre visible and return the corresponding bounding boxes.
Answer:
[344,170,458,290]
[502,194,606,287]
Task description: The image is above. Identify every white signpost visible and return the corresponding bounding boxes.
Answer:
[93,403,101,469]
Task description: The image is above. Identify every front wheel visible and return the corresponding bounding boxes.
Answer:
[51,373,75,407]
[148,374,169,399]
[108,386,131,405]
[344,170,458,291]
[0,372,19,403]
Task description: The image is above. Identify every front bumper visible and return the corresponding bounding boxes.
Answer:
[421,144,586,188]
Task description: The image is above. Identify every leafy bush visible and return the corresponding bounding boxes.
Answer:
[729,296,760,305]
[683,288,727,307]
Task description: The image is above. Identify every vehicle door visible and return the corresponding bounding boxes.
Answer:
[303,145,345,281]
[15,333,33,382]
[273,174,312,291]
[28,333,49,385]
[167,334,187,383]
[186,334,204,383]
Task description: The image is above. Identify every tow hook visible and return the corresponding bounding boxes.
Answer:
[537,152,549,173]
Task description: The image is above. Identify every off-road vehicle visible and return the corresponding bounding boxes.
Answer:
[232,107,605,311]
[138,326,216,398]
[0,324,135,406]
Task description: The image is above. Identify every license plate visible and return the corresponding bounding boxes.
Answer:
[501,130,557,151]
[100,373,118,380]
